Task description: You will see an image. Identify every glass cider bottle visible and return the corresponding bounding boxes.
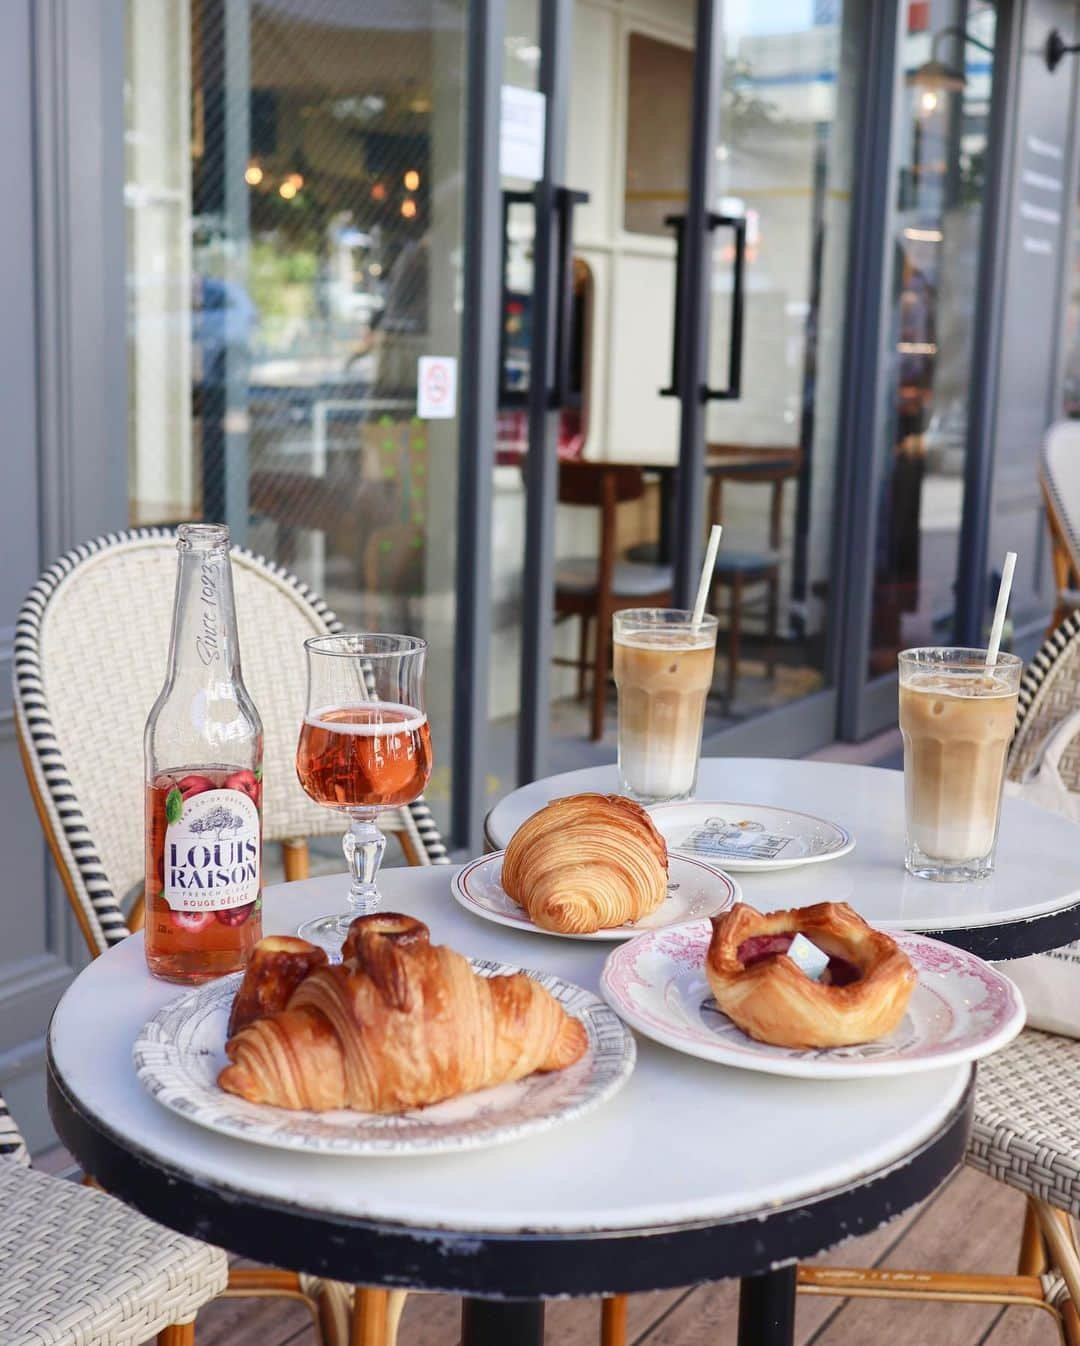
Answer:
[144,523,263,982]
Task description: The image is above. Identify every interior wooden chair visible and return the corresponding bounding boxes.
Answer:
[705,444,801,706]
[1041,421,1080,633]
[12,527,450,1346]
[554,460,672,741]
[0,1089,227,1345]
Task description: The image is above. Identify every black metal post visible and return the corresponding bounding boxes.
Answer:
[518,0,573,784]
[671,0,725,607]
[452,0,505,851]
[737,1267,797,1346]
[461,1298,546,1346]
[830,0,902,738]
[954,2,1018,647]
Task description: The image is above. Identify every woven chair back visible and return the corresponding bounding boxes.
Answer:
[1043,421,1080,572]
[1007,610,1080,788]
[13,529,369,952]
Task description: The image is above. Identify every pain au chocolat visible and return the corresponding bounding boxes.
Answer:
[501,793,668,935]
[705,902,916,1049]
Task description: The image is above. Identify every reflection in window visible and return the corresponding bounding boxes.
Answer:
[126,0,467,829]
[870,1,996,674]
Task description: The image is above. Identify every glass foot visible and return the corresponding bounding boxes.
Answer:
[297,909,376,958]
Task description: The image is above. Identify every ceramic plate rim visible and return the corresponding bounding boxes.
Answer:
[133,961,636,1156]
[600,920,1024,1080]
[452,851,740,941]
[648,800,855,871]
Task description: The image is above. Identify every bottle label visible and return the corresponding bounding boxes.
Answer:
[163,788,260,912]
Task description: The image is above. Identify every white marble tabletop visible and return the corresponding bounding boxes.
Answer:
[49,865,969,1237]
[485,759,1080,934]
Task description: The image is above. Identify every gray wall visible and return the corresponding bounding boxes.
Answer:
[988,0,1080,640]
[0,0,126,1151]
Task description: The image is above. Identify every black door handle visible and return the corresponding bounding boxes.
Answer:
[498,189,535,409]
[659,211,746,401]
[659,213,686,397]
[551,186,590,409]
[705,212,746,401]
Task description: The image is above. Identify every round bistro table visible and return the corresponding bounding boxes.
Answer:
[485,758,1080,959]
[48,867,973,1346]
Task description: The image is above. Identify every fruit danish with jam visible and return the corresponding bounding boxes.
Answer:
[705,902,916,1049]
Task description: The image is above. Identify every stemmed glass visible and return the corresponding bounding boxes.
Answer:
[295,633,432,951]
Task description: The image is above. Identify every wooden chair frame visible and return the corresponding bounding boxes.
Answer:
[555,461,672,741]
[1042,469,1080,634]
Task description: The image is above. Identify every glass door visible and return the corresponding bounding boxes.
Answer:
[126,0,467,837]
[859,0,1000,720]
[513,0,869,773]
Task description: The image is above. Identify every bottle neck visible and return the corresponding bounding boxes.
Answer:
[166,542,242,684]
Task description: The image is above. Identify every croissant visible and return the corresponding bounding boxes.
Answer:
[501,794,668,934]
[218,914,588,1113]
[705,902,916,1049]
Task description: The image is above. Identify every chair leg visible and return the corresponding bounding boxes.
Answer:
[1019,1197,1049,1276]
[351,1288,389,1346]
[1036,1201,1080,1311]
[392,824,424,868]
[728,573,743,706]
[386,1289,407,1345]
[281,839,310,882]
[158,1326,195,1346]
[578,615,591,702]
[591,608,611,742]
[1065,1297,1080,1346]
[766,573,779,680]
[601,1294,628,1346]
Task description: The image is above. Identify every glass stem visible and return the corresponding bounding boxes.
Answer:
[342,812,385,917]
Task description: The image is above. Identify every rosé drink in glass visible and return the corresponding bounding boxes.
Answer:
[294,635,431,952]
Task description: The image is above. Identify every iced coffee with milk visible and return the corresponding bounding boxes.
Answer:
[898,648,1023,881]
[613,609,719,803]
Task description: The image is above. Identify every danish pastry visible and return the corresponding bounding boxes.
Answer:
[501,793,668,934]
[705,902,916,1049]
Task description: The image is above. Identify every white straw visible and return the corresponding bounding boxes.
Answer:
[985,551,1017,669]
[692,525,723,626]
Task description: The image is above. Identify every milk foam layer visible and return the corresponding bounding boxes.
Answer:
[899,672,1018,862]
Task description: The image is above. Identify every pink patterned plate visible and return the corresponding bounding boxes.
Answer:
[600,921,1025,1079]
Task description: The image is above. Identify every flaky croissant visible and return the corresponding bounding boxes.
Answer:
[218,914,588,1113]
[706,902,916,1049]
[501,794,668,934]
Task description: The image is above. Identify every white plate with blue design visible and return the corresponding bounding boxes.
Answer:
[133,963,635,1156]
[601,920,1024,1080]
[452,850,740,941]
[649,801,854,872]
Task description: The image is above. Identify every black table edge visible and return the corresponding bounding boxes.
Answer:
[47,1050,974,1299]
[923,901,1080,960]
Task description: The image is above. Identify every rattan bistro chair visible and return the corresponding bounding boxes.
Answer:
[1042,421,1080,633]
[0,1088,228,1345]
[793,611,1080,1343]
[13,528,447,953]
[12,529,450,1346]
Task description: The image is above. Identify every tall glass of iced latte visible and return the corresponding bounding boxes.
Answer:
[898,647,1022,882]
[613,609,719,803]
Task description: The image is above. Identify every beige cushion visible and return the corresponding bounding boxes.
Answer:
[555,557,671,598]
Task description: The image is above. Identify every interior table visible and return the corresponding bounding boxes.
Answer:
[49,866,972,1346]
[485,758,1080,960]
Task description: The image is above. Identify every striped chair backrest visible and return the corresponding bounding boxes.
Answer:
[0,1093,29,1167]
[14,528,449,957]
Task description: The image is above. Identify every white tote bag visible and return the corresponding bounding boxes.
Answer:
[999,707,1080,1037]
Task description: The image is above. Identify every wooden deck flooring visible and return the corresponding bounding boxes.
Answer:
[195,1167,1057,1346]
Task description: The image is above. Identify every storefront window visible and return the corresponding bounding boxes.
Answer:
[125,0,467,830]
[869,0,997,674]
